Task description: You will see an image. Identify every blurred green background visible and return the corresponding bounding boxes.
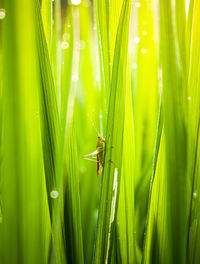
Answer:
[0,0,200,263]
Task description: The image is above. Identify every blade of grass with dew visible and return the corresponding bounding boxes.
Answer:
[154,0,188,262]
[63,70,84,264]
[0,0,45,263]
[141,99,163,263]
[130,1,159,261]
[62,5,84,264]
[94,0,110,106]
[35,2,67,263]
[116,69,135,263]
[35,0,59,219]
[186,0,200,262]
[77,3,103,263]
[93,0,131,262]
[52,0,62,109]
[109,0,123,63]
[140,0,188,262]
[141,133,165,263]
[42,0,53,53]
[186,0,194,71]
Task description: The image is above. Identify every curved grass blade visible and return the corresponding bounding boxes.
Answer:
[94,0,110,109]
[0,0,45,263]
[93,0,131,263]
[62,6,84,264]
[155,0,188,262]
[116,69,136,263]
[42,0,53,53]
[186,0,200,262]
[142,97,163,263]
[35,0,59,219]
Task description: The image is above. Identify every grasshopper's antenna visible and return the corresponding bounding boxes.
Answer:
[87,113,101,136]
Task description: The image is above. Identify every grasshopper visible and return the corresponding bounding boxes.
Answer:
[82,130,105,178]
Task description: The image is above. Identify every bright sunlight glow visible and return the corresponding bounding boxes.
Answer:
[71,0,81,5]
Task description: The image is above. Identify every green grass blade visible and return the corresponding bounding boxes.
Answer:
[186,0,200,262]
[62,5,84,264]
[64,104,84,264]
[116,70,135,263]
[0,0,46,263]
[93,0,131,262]
[42,0,53,53]
[153,0,188,262]
[94,0,110,104]
[131,2,159,261]
[52,0,62,108]
[35,0,59,218]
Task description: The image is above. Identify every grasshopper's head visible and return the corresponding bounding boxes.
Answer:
[98,135,105,142]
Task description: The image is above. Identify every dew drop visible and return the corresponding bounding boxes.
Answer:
[72,75,79,82]
[142,30,148,36]
[99,114,103,119]
[61,41,69,50]
[187,96,191,101]
[0,9,6,20]
[50,190,59,199]
[63,33,70,41]
[193,192,197,199]
[79,40,86,50]
[141,48,148,54]
[132,63,138,70]
[133,36,140,43]
[135,2,141,8]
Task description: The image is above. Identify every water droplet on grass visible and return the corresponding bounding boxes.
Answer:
[79,40,86,50]
[50,190,59,199]
[61,41,69,50]
[187,96,191,101]
[132,63,138,70]
[63,33,70,41]
[193,192,197,199]
[135,2,141,8]
[142,30,148,36]
[72,75,79,82]
[141,48,148,54]
[134,36,140,43]
[0,9,6,20]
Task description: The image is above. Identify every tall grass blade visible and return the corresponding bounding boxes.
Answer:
[187,0,200,262]
[0,0,45,263]
[93,0,131,262]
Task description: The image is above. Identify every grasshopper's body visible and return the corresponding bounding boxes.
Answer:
[96,136,105,178]
[82,135,105,178]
